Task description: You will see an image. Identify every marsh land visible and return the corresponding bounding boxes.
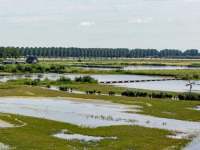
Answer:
[0,58,200,150]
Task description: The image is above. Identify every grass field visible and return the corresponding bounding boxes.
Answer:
[17,57,200,66]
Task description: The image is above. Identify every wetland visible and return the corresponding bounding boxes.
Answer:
[1,58,200,149]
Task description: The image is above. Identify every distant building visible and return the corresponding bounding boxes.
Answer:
[26,56,39,64]
[15,61,26,65]
[2,60,14,65]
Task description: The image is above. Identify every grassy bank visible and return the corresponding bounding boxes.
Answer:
[36,57,200,67]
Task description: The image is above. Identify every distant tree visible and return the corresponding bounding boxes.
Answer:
[8,47,20,60]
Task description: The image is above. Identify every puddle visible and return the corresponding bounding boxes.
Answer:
[194,105,200,111]
[53,129,117,141]
[167,132,191,139]
[0,119,14,128]
[188,105,200,111]
[0,142,9,150]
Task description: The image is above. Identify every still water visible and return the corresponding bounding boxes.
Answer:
[75,66,197,70]
[0,73,199,92]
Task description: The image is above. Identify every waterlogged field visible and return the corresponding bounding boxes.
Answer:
[1,73,200,92]
[0,85,200,149]
[0,58,200,149]
[0,113,191,150]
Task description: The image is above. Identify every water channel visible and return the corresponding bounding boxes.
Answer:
[0,97,200,149]
[74,66,198,70]
[0,73,200,92]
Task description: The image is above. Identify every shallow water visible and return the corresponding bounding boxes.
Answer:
[0,97,200,131]
[75,66,197,70]
[0,119,14,128]
[53,129,117,141]
[113,80,200,92]
[0,97,200,149]
[183,136,200,150]
[0,142,9,150]
[0,74,163,82]
[2,73,200,92]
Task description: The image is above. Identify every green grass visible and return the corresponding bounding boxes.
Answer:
[36,57,200,67]
[0,113,191,150]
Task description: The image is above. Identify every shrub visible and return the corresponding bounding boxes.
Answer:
[109,91,115,95]
[59,85,68,91]
[47,84,51,88]
[89,90,94,94]
[179,92,200,101]
[74,76,98,84]
[58,76,72,83]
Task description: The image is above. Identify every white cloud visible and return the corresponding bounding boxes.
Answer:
[78,22,95,27]
[128,18,153,24]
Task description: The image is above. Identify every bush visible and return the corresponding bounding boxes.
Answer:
[179,92,200,101]
[74,76,98,84]
[58,76,72,83]
[59,85,68,91]
[109,91,115,95]
[47,84,51,88]
[31,79,39,86]
[122,90,173,99]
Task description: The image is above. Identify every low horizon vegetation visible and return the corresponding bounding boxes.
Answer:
[1,63,200,80]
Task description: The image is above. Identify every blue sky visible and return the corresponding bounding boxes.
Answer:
[0,0,200,51]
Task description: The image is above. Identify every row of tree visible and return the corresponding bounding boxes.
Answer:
[0,47,20,59]
[0,47,199,59]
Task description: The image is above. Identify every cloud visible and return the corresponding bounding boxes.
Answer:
[128,17,153,24]
[78,22,95,27]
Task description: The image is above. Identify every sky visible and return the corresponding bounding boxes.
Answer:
[0,0,200,51]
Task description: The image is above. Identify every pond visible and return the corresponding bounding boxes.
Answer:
[0,97,200,149]
[1,73,200,92]
[0,119,14,128]
[53,129,117,141]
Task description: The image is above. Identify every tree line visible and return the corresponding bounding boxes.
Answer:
[0,47,200,59]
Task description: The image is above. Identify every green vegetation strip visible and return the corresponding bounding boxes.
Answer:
[2,61,200,79]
